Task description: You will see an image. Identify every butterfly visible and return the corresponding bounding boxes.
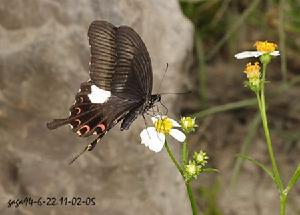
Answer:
[47,20,161,159]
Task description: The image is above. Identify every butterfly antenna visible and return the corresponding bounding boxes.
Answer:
[160,91,192,95]
[158,63,169,93]
[157,63,192,95]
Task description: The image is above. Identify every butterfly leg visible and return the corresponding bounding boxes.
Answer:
[142,114,149,127]
[144,107,155,117]
[159,101,168,116]
[142,114,152,138]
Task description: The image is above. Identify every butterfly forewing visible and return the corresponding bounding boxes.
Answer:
[88,21,153,100]
[88,21,117,91]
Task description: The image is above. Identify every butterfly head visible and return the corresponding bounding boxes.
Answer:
[144,94,161,111]
[149,94,161,106]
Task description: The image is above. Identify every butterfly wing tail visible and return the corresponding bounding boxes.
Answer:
[46,118,69,130]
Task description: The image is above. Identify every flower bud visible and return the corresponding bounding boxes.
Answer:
[180,117,197,134]
[193,151,209,166]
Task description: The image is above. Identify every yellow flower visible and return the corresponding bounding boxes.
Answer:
[244,62,260,80]
[243,62,261,91]
[235,41,280,59]
[254,41,277,52]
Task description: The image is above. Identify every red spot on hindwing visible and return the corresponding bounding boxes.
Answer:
[77,125,90,136]
[74,119,81,126]
[75,107,81,114]
[98,123,106,131]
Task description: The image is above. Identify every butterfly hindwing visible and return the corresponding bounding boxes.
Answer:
[47,81,137,137]
[47,81,105,137]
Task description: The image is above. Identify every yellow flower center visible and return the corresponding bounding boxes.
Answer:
[154,117,173,134]
[254,41,277,52]
[244,62,260,79]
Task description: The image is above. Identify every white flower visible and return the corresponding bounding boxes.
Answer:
[140,116,186,153]
[234,41,280,59]
[234,51,280,59]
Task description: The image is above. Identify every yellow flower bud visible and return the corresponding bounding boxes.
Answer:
[180,117,197,133]
[243,62,261,89]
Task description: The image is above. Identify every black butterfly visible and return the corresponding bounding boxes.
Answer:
[47,20,161,156]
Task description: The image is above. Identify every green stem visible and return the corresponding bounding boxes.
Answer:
[165,141,184,177]
[256,61,286,214]
[182,140,188,166]
[259,62,283,191]
[286,164,300,193]
[256,93,262,113]
[280,191,287,215]
[186,182,199,215]
[165,141,199,215]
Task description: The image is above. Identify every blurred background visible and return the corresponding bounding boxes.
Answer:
[0,0,300,215]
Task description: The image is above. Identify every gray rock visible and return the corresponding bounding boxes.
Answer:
[0,0,193,214]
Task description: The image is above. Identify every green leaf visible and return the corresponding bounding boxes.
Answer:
[237,154,274,181]
[202,168,219,173]
[286,164,300,193]
[192,98,257,118]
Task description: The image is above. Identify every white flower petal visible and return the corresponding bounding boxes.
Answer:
[149,135,165,152]
[170,119,180,127]
[234,51,262,59]
[140,127,153,147]
[270,51,280,56]
[140,127,165,152]
[170,129,186,142]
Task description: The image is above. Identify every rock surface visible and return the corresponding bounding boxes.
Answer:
[0,0,193,214]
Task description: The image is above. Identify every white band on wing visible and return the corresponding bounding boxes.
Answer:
[88,85,111,103]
